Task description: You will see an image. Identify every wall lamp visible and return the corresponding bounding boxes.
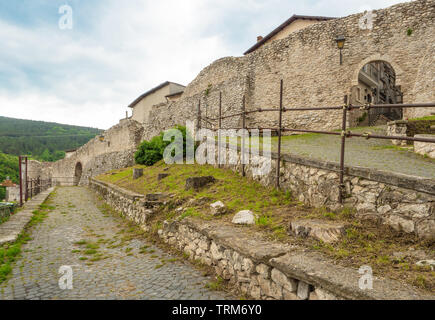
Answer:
[335,36,346,65]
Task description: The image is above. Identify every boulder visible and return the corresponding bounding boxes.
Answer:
[414,134,435,158]
[297,281,310,300]
[416,260,435,271]
[289,219,345,243]
[232,210,257,225]
[185,176,216,191]
[210,201,226,216]
[133,168,143,179]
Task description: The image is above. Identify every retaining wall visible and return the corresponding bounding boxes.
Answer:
[213,144,435,241]
[89,178,432,300]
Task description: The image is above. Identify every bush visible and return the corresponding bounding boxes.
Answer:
[134,125,194,166]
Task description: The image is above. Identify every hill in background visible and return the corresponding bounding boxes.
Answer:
[0,116,102,162]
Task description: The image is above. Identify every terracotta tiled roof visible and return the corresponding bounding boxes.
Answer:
[0,179,17,187]
[244,15,336,55]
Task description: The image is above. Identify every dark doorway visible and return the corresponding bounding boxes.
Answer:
[74,162,82,186]
[356,61,403,126]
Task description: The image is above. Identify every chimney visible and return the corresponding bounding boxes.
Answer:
[257,35,263,42]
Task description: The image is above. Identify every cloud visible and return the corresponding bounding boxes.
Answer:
[0,0,409,129]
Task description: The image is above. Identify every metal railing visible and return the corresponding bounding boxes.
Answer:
[197,80,435,203]
[26,178,52,201]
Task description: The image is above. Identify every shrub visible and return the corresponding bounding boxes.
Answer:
[135,125,194,166]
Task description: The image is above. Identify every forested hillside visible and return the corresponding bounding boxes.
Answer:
[0,152,19,201]
[0,116,102,161]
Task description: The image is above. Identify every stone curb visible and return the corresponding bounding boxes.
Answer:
[224,143,435,195]
[0,188,54,245]
[176,218,434,300]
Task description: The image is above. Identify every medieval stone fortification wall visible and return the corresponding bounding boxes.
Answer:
[30,1,434,223]
[143,0,434,138]
[29,119,143,186]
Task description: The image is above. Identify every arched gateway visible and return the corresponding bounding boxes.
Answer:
[74,162,83,186]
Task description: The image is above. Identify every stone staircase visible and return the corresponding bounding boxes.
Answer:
[0,188,54,245]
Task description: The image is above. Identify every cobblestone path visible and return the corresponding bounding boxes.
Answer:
[269,126,435,179]
[0,187,232,300]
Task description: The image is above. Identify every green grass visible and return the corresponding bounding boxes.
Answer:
[98,161,297,223]
[409,115,435,121]
[0,195,54,284]
[205,276,224,291]
[83,249,97,255]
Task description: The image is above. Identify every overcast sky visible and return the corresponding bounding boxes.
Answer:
[0,0,410,129]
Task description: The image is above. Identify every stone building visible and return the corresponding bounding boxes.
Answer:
[129,81,185,124]
[1,178,19,202]
[140,0,434,139]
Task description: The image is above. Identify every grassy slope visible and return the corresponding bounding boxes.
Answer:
[97,161,434,293]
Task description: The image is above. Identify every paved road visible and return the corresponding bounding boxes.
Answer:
[269,126,435,179]
[0,187,231,300]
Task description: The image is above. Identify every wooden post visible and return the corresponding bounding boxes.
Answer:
[276,80,283,189]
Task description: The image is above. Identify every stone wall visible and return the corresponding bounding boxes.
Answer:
[89,178,431,300]
[30,119,144,186]
[414,135,435,159]
[89,179,153,225]
[213,144,435,241]
[5,186,19,202]
[139,0,435,136]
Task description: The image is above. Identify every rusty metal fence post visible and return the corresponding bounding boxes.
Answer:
[276,80,284,189]
[242,95,246,177]
[18,156,23,206]
[339,95,348,204]
[218,91,222,168]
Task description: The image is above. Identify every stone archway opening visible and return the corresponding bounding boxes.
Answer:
[74,162,83,186]
[352,60,403,126]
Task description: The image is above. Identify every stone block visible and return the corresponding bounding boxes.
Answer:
[210,201,226,216]
[315,287,338,300]
[414,134,435,158]
[271,268,297,292]
[297,281,310,300]
[283,289,298,300]
[232,210,257,225]
[256,264,270,279]
[289,219,345,243]
[145,193,167,201]
[157,173,169,181]
[133,168,143,179]
[185,176,216,190]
